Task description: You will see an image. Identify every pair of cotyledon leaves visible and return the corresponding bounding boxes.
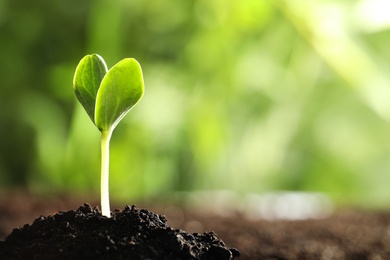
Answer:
[73,54,144,132]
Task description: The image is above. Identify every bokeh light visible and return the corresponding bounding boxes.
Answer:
[1,0,390,209]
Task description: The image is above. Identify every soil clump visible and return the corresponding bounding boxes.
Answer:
[0,203,239,259]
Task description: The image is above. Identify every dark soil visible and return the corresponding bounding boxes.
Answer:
[0,203,239,259]
[2,191,390,259]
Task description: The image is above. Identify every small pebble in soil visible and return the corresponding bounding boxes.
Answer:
[0,203,240,259]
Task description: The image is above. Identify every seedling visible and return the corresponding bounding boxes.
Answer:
[73,54,144,217]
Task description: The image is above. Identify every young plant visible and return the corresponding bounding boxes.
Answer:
[73,54,144,217]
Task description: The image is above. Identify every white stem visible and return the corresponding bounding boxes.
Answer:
[100,130,113,217]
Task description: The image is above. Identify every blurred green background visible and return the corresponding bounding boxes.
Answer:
[1,0,390,208]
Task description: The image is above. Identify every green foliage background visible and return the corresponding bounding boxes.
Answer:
[1,0,390,207]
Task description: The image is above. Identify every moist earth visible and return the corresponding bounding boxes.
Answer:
[0,203,239,259]
[2,192,390,259]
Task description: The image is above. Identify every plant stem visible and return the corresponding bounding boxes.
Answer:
[100,129,113,217]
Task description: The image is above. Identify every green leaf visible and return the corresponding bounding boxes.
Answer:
[95,58,144,131]
[73,54,108,123]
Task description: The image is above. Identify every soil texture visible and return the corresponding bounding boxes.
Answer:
[2,191,390,259]
[0,203,239,259]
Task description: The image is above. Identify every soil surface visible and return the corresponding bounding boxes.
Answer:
[1,191,390,259]
[0,203,239,259]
